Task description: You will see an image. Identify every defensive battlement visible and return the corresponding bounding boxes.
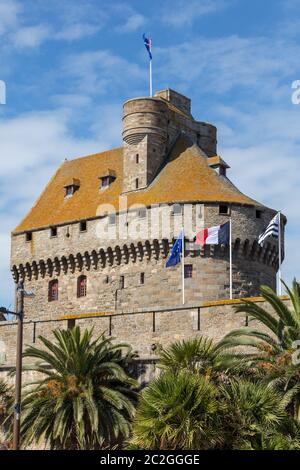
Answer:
[155,88,192,115]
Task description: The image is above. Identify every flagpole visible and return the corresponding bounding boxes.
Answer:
[149,59,153,97]
[229,218,233,299]
[182,229,185,305]
[278,211,282,296]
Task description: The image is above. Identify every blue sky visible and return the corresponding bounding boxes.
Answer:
[0,0,300,309]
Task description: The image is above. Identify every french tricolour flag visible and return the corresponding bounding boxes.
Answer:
[195,222,230,246]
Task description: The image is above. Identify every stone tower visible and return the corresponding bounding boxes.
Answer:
[122,89,217,192]
[9,88,285,321]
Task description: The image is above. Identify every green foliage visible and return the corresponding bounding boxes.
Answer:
[130,291,300,451]
[21,326,138,450]
[130,371,223,450]
[157,336,252,381]
[0,379,13,448]
[218,379,298,450]
[219,279,300,420]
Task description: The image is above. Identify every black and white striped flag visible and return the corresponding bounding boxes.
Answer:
[258,213,280,246]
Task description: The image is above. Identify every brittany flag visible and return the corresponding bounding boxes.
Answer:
[143,33,152,60]
[195,222,230,246]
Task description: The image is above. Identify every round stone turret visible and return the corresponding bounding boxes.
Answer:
[123,97,168,145]
[122,97,169,192]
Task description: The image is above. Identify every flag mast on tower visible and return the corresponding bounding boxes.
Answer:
[143,33,153,97]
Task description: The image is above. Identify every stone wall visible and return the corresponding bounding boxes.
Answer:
[0,297,290,372]
[10,202,280,321]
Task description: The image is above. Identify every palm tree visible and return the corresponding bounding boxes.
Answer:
[129,370,223,450]
[0,379,13,448]
[219,280,300,420]
[218,378,299,450]
[21,327,137,450]
[158,336,251,382]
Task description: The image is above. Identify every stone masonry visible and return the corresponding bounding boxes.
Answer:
[1,88,286,382]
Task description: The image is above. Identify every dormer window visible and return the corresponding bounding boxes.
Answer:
[102,176,110,188]
[99,170,116,190]
[64,178,80,198]
[65,186,73,197]
[219,165,226,177]
[208,156,230,177]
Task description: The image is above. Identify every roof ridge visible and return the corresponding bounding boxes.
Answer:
[65,146,123,164]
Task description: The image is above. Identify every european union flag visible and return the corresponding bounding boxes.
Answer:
[166,231,183,268]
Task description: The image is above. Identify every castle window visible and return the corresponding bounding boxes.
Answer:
[48,280,58,302]
[219,166,226,177]
[50,227,57,238]
[77,275,87,298]
[256,210,262,219]
[153,148,156,153]
[135,178,139,189]
[99,170,116,190]
[136,154,139,164]
[219,204,230,215]
[101,176,110,188]
[64,179,80,198]
[109,214,116,225]
[184,265,193,279]
[140,273,145,285]
[120,275,125,289]
[65,186,74,197]
[67,319,75,330]
[138,208,147,219]
[25,232,32,242]
[173,204,182,216]
[80,220,87,232]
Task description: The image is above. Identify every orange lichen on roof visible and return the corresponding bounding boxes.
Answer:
[64,177,81,188]
[14,135,264,234]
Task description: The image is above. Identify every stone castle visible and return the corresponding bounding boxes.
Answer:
[0,89,286,373]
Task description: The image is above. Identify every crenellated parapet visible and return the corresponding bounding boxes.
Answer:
[11,237,279,284]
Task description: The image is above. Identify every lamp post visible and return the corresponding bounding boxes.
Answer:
[13,282,24,450]
[0,282,34,450]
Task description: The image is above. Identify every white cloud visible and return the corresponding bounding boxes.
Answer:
[12,24,51,48]
[161,0,229,27]
[55,23,101,41]
[0,0,21,35]
[156,36,299,96]
[63,49,144,96]
[117,13,146,33]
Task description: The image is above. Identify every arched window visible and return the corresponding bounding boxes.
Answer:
[48,280,58,302]
[77,275,87,298]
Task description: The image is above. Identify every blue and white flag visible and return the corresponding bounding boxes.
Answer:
[258,213,280,246]
[166,231,183,267]
[143,33,152,60]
